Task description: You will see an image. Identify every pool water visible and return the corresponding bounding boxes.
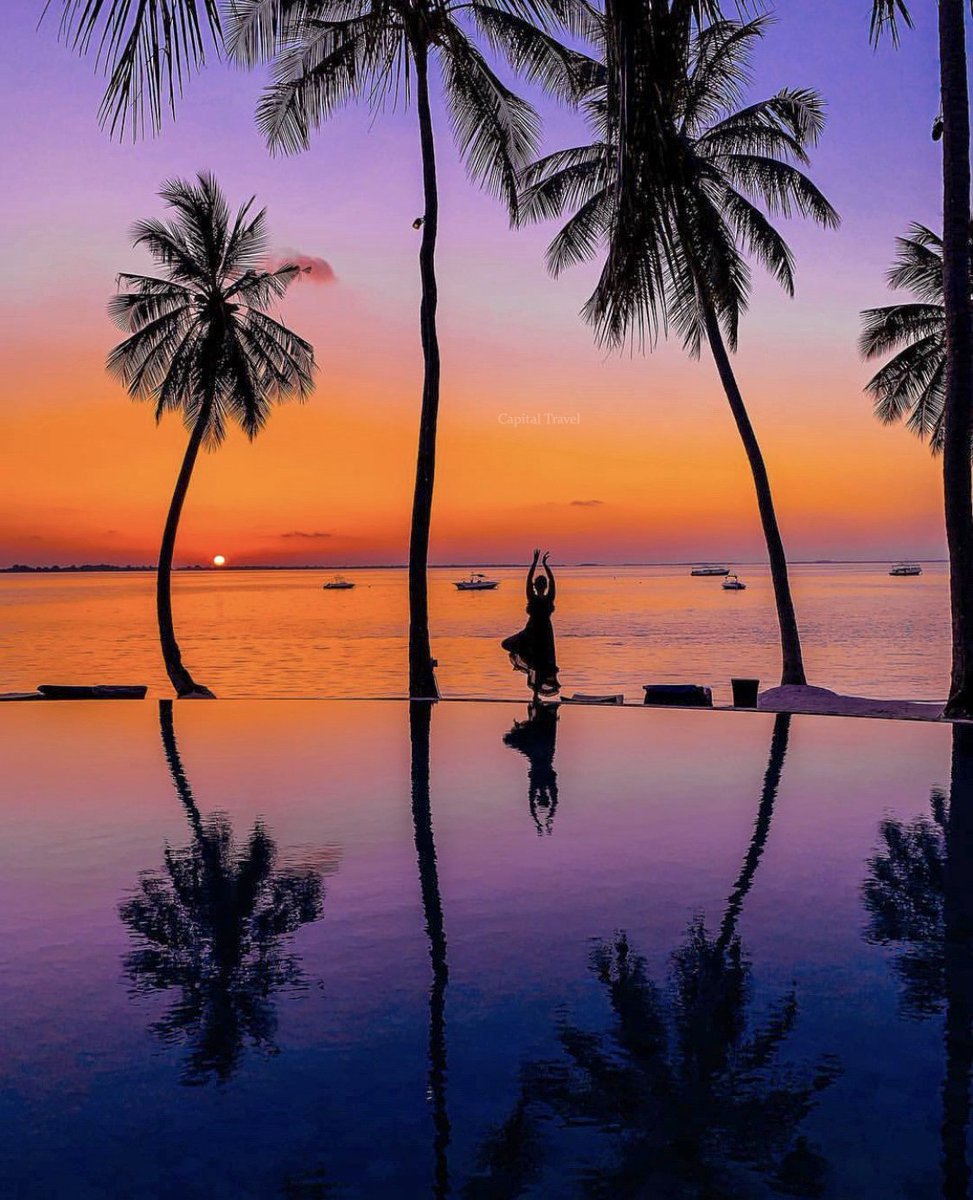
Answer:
[0,700,967,1198]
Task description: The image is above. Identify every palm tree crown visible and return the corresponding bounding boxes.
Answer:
[109,171,315,442]
[228,0,581,216]
[859,224,973,453]
[521,9,839,347]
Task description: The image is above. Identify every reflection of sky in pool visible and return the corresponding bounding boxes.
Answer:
[0,700,962,1197]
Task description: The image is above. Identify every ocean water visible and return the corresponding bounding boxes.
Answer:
[0,699,965,1197]
[0,562,951,704]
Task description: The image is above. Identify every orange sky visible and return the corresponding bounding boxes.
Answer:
[0,0,947,567]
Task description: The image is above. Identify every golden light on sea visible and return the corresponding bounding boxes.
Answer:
[213,554,226,567]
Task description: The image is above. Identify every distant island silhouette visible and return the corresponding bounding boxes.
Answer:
[0,559,947,574]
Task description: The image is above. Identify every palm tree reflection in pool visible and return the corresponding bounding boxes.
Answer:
[863,724,973,1199]
[470,714,839,1198]
[119,700,325,1084]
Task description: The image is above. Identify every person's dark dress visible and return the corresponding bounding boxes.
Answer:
[502,591,560,696]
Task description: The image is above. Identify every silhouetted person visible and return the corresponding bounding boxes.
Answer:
[501,549,560,700]
[503,702,560,835]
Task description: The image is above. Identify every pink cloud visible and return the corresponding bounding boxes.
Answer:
[264,248,337,284]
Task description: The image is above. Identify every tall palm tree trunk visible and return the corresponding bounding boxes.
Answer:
[408,40,442,700]
[157,403,214,698]
[938,0,973,718]
[702,304,807,686]
[409,701,450,1198]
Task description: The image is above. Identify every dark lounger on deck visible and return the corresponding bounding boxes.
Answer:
[37,685,148,700]
[643,684,713,708]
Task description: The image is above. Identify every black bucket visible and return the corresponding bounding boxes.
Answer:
[731,678,760,708]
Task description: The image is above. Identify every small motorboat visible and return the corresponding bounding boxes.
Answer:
[322,575,355,590]
[722,574,747,591]
[889,562,922,577]
[454,572,499,591]
[691,565,730,577]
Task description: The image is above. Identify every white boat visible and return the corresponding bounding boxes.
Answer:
[322,575,355,590]
[889,562,922,577]
[722,574,747,591]
[454,572,499,591]
[691,565,730,577]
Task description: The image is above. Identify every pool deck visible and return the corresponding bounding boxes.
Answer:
[0,683,951,721]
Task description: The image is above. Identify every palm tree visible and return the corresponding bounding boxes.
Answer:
[863,724,973,1198]
[859,224,968,452]
[521,9,837,687]
[470,712,839,1197]
[227,0,583,698]
[868,2,973,718]
[119,700,325,1084]
[109,173,315,697]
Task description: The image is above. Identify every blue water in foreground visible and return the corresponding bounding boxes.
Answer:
[0,700,963,1198]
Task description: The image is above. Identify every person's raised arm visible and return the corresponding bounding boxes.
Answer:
[527,548,540,600]
[542,552,555,602]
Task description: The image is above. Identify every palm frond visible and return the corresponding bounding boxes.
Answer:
[50,0,223,137]
[440,26,541,217]
[472,4,602,102]
[859,304,945,360]
[869,0,914,47]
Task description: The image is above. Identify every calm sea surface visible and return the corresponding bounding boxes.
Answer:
[0,562,951,704]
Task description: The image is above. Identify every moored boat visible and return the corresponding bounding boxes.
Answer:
[691,564,730,576]
[721,573,746,591]
[889,562,922,577]
[323,575,355,590]
[454,572,499,591]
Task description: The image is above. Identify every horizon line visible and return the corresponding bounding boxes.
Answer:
[0,558,948,573]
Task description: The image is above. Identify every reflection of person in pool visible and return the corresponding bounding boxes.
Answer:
[504,701,560,835]
[473,714,839,1197]
[501,549,560,700]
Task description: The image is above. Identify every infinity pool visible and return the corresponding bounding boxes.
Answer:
[0,700,967,1198]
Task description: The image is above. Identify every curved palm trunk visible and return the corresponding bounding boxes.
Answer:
[937,0,973,718]
[717,712,791,951]
[942,723,973,1197]
[159,698,206,841]
[157,402,214,698]
[409,701,450,1197]
[408,41,442,700]
[702,304,807,686]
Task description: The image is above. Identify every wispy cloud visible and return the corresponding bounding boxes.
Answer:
[265,248,336,285]
[280,530,332,540]
[570,499,605,508]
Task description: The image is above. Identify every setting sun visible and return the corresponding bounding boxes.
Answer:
[213,555,226,567]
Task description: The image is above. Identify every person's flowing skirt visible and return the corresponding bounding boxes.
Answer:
[501,615,560,696]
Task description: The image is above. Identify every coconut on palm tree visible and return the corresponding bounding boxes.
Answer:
[109,173,315,697]
[227,0,584,698]
[520,8,837,686]
[860,224,973,452]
